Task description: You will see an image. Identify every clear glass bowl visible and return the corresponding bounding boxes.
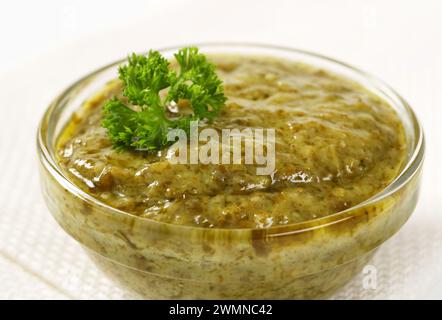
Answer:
[37,43,424,299]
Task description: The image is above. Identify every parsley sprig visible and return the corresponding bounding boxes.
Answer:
[102,47,226,151]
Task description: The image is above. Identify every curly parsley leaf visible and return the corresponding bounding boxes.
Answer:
[102,47,226,151]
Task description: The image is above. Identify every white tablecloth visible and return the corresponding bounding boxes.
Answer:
[0,0,441,299]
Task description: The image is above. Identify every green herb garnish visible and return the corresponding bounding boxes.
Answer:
[102,47,226,151]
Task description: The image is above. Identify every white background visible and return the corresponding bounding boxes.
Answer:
[0,0,441,299]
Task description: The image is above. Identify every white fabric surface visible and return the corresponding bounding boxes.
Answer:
[0,0,441,299]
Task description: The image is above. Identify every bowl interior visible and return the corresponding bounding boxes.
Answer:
[37,43,424,233]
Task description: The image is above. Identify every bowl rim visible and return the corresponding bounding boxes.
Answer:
[37,42,425,234]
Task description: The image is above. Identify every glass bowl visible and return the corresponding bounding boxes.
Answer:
[37,43,424,299]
